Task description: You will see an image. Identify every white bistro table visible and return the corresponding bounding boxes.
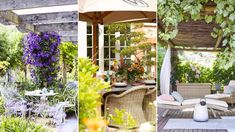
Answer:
[25,91,58,104]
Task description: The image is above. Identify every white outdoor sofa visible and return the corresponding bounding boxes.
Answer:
[155,98,229,118]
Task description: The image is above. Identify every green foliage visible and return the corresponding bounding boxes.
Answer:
[0,24,23,70]
[108,108,137,130]
[172,61,213,83]
[78,58,110,130]
[0,96,5,115]
[108,23,155,71]
[158,0,235,68]
[0,61,9,77]
[59,42,78,71]
[0,117,47,132]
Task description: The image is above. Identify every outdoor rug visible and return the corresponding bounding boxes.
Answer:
[164,118,235,131]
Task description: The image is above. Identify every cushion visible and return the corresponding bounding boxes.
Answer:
[159,94,175,101]
[206,98,228,108]
[157,98,181,106]
[228,80,235,87]
[182,98,200,106]
[171,91,184,103]
[224,86,234,94]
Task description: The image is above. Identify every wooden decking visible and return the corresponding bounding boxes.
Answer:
[158,108,235,132]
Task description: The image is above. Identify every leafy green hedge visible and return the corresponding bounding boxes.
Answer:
[0,117,47,132]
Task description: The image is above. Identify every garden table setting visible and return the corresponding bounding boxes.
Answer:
[25,88,58,104]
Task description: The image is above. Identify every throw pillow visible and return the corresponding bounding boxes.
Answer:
[171,91,184,103]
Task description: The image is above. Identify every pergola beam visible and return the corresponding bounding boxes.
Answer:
[0,0,77,11]
[61,36,77,42]
[58,30,78,36]
[20,11,77,25]
[174,47,221,52]
[0,11,35,32]
[36,22,77,32]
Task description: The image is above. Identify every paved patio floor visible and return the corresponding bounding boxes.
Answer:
[158,108,235,132]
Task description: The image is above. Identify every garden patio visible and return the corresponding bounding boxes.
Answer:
[157,1,235,132]
[0,0,78,131]
[78,0,157,131]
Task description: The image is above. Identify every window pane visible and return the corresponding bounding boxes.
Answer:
[87,48,92,58]
[104,35,109,46]
[104,26,109,34]
[104,48,109,59]
[87,25,92,34]
[111,48,115,58]
[87,35,92,46]
[104,60,109,71]
[110,35,116,46]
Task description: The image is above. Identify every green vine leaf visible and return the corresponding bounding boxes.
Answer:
[205,15,213,23]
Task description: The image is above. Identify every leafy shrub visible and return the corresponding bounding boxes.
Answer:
[0,117,47,132]
[79,58,110,130]
[59,42,78,84]
[108,108,137,130]
[0,96,5,115]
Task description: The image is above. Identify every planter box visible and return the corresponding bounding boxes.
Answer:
[176,83,211,99]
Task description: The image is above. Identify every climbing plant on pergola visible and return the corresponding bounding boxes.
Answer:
[158,0,235,68]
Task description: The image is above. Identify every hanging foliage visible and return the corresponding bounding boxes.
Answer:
[158,0,235,68]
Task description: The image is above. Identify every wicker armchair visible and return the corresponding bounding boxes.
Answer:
[104,85,149,128]
[143,88,156,122]
[227,92,235,106]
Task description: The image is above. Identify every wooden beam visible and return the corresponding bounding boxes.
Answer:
[0,16,12,25]
[174,48,221,52]
[0,11,35,32]
[0,0,77,10]
[36,22,77,32]
[61,36,77,42]
[20,11,77,25]
[58,30,77,36]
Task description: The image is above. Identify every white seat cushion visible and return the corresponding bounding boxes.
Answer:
[206,98,228,108]
[182,98,200,106]
[205,94,231,99]
[157,98,181,106]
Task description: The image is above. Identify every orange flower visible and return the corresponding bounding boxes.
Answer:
[83,118,107,132]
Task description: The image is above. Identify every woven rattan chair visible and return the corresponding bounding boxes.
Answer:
[143,88,156,122]
[227,92,235,106]
[104,85,149,128]
[176,83,211,99]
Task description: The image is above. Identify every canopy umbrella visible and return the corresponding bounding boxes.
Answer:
[79,0,156,64]
[160,45,171,95]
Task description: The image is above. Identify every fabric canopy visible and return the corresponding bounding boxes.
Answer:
[78,0,156,64]
[160,45,171,95]
[79,0,156,24]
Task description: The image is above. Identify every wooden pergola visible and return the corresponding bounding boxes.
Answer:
[159,2,222,52]
[0,0,77,43]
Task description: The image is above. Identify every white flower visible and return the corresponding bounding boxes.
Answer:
[195,74,200,79]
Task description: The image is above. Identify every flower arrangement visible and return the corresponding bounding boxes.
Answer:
[112,59,145,83]
[23,32,61,87]
[127,62,145,82]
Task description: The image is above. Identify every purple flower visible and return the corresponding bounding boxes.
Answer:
[23,31,61,87]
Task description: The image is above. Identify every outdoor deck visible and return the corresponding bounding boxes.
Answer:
[158,108,235,132]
